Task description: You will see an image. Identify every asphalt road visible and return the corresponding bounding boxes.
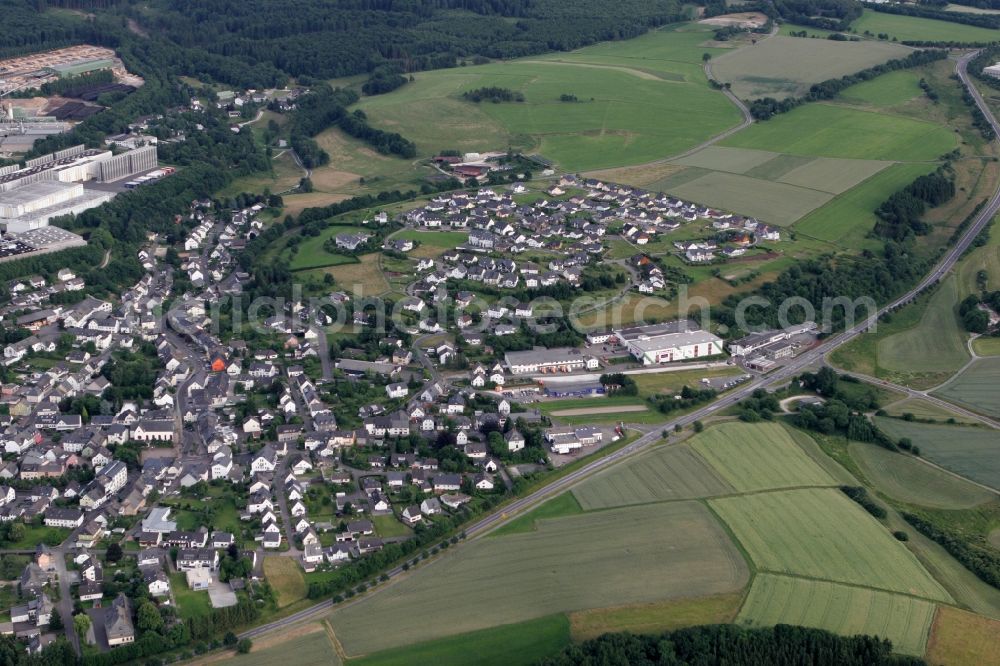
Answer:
[239,49,1000,642]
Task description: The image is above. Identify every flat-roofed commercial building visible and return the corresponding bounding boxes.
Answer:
[614,323,724,365]
[504,346,600,375]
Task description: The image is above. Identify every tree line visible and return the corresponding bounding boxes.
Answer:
[870,1,1000,30]
[282,84,416,166]
[747,49,947,120]
[903,512,1000,591]
[539,623,922,666]
[462,86,525,103]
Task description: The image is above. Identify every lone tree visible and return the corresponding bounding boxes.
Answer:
[702,52,711,62]
[73,613,90,640]
[237,638,253,654]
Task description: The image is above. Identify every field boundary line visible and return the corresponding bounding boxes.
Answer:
[748,569,953,605]
[322,618,349,663]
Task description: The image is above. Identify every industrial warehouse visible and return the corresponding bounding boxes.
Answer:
[614,322,725,365]
[0,144,158,233]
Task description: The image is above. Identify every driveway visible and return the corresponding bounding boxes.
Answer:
[208,578,238,609]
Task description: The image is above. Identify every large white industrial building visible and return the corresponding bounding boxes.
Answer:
[614,322,724,365]
[504,346,600,375]
[0,144,156,233]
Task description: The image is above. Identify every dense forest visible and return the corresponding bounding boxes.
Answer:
[716,241,925,334]
[95,0,692,86]
[873,170,955,241]
[539,624,923,666]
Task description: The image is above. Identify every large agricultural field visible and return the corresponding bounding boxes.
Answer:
[793,162,935,246]
[710,35,909,100]
[689,422,837,492]
[737,574,937,656]
[935,357,1000,419]
[326,501,749,656]
[321,420,975,661]
[720,103,956,161]
[873,417,1000,491]
[710,488,952,601]
[927,606,1000,666]
[848,441,995,509]
[571,444,733,510]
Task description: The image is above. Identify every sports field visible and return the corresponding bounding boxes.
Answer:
[691,422,837,492]
[711,35,909,100]
[873,417,1000,491]
[927,606,1000,666]
[935,356,1000,418]
[571,444,733,510]
[353,25,741,171]
[793,163,935,245]
[721,103,956,161]
[327,502,749,655]
[710,488,952,600]
[851,8,1000,43]
[877,275,970,375]
[737,574,936,656]
[391,229,469,248]
[849,441,994,509]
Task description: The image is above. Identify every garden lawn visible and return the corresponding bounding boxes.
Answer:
[873,417,1000,491]
[737,573,936,656]
[721,103,956,161]
[328,502,748,655]
[710,487,951,600]
[347,614,570,666]
[691,422,836,492]
[170,572,212,620]
[372,514,413,539]
[572,444,733,510]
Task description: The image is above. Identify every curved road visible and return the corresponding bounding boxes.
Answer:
[239,49,1000,642]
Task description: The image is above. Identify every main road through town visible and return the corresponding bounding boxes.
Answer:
[239,50,1000,641]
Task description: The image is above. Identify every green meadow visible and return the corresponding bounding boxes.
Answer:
[721,103,956,161]
[851,8,1000,42]
[351,25,741,171]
